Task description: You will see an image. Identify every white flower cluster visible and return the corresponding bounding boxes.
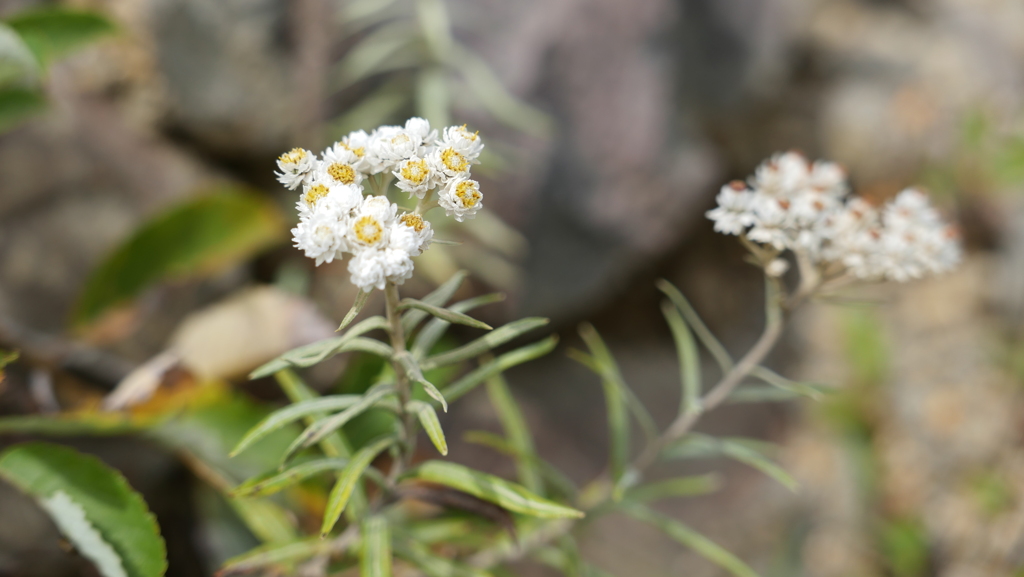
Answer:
[707,151,961,282]
[277,118,485,291]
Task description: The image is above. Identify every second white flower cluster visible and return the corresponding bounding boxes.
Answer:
[707,151,961,282]
[279,118,486,292]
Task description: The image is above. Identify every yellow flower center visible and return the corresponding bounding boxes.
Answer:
[441,148,469,173]
[327,162,357,185]
[400,159,429,184]
[455,181,481,208]
[280,148,307,165]
[459,124,479,141]
[400,213,426,232]
[303,184,329,207]
[353,216,383,245]
[339,141,365,158]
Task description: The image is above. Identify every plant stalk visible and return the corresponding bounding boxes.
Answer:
[384,282,417,478]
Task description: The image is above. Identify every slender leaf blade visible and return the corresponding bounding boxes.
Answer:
[230,396,361,457]
[624,474,721,503]
[577,324,629,485]
[361,515,391,577]
[656,280,733,374]
[408,400,448,456]
[412,293,505,359]
[413,460,584,519]
[321,436,395,536]
[421,318,550,371]
[661,301,702,416]
[219,538,334,575]
[399,298,492,330]
[230,457,350,497]
[401,270,468,334]
[338,289,371,331]
[284,384,395,463]
[486,374,542,494]
[443,336,558,402]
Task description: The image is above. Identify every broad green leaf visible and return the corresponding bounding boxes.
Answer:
[395,352,447,412]
[338,289,371,331]
[443,336,558,402]
[412,293,506,359]
[0,442,167,577]
[74,189,287,327]
[394,538,492,577]
[249,316,390,379]
[284,384,396,463]
[322,436,395,536]
[361,515,391,577]
[413,460,584,519]
[219,537,334,575]
[0,24,40,87]
[421,318,549,370]
[463,431,577,498]
[656,280,733,374]
[661,300,702,416]
[401,270,468,334]
[230,396,361,457]
[486,374,542,494]
[623,504,758,577]
[624,474,721,503]
[231,457,349,497]
[577,324,629,485]
[0,87,45,132]
[5,8,115,67]
[399,298,492,330]
[407,400,447,455]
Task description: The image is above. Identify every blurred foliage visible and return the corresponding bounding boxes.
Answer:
[0,442,167,577]
[73,188,287,328]
[0,6,115,132]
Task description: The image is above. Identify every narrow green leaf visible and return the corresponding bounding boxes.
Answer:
[661,300,702,416]
[623,504,758,577]
[219,538,334,575]
[338,290,371,331]
[443,336,558,402]
[5,8,115,67]
[75,190,287,327]
[749,366,830,400]
[421,318,550,371]
[230,396,361,457]
[412,293,506,359]
[577,324,629,484]
[273,370,354,458]
[394,538,493,577]
[249,317,390,379]
[656,280,734,374]
[284,384,396,463]
[429,238,462,246]
[361,515,391,577]
[231,457,349,497]
[398,298,492,330]
[624,474,721,503]
[322,436,395,536]
[727,384,804,403]
[0,442,167,577]
[401,270,468,334]
[718,439,798,493]
[229,498,298,544]
[407,400,447,456]
[413,460,584,519]
[486,374,542,494]
[395,352,447,412]
[464,432,577,498]
[567,350,658,444]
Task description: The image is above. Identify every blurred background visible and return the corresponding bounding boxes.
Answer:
[1,0,1024,575]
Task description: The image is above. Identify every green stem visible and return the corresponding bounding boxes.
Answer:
[384,282,417,478]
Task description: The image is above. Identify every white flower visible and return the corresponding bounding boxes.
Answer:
[439,176,483,221]
[393,156,437,198]
[751,151,809,197]
[428,145,473,180]
[348,249,389,291]
[276,148,316,190]
[367,118,436,173]
[441,124,484,160]
[365,125,404,173]
[405,117,438,149]
[318,146,364,187]
[297,178,363,218]
[292,210,346,266]
[390,213,433,256]
[336,130,373,173]
[381,247,415,284]
[706,181,755,235]
[344,195,397,249]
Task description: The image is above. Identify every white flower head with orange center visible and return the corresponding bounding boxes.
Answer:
[442,124,484,160]
[390,213,433,256]
[345,195,397,249]
[337,130,372,173]
[292,210,347,266]
[393,156,436,198]
[319,146,364,188]
[276,147,316,190]
[439,176,483,222]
